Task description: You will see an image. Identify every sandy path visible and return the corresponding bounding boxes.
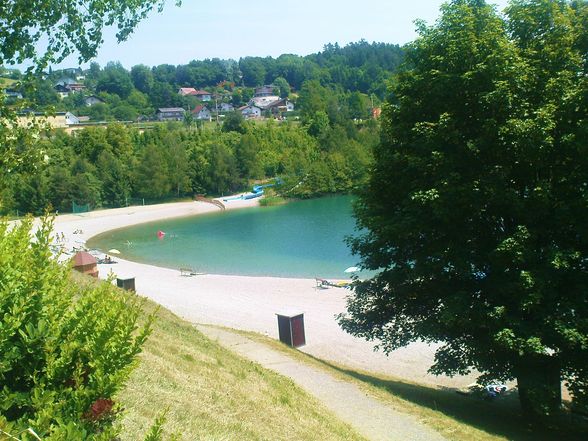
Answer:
[53,198,477,389]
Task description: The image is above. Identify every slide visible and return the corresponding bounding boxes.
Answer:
[223,179,282,202]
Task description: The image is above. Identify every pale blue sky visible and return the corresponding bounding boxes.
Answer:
[56,0,510,69]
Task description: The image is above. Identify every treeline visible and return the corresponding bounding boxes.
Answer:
[4,40,402,120]
[1,117,377,216]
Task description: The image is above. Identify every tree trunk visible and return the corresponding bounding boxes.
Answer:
[515,356,562,421]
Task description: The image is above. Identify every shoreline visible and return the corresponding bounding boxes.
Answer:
[53,197,478,389]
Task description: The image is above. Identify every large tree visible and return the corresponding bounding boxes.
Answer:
[339,0,588,420]
[0,0,179,212]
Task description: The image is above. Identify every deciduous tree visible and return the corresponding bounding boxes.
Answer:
[340,0,588,420]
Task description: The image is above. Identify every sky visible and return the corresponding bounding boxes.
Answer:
[33,0,511,70]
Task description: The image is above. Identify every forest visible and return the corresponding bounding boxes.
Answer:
[0,40,392,216]
[0,117,378,216]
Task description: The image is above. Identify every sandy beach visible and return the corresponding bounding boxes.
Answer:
[53,198,477,389]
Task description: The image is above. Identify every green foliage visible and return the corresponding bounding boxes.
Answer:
[0,0,174,71]
[0,217,152,438]
[341,0,588,420]
[221,111,246,134]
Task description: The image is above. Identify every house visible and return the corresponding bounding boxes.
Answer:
[66,83,86,92]
[192,105,211,121]
[85,95,104,106]
[157,107,185,121]
[16,111,80,129]
[63,111,80,125]
[54,82,86,99]
[54,84,71,98]
[250,95,281,110]
[3,89,23,99]
[55,76,77,87]
[239,105,261,119]
[266,98,295,114]
[218,102,234,112]
[178,87,197,96]
[254,85,275,97]
[192,90,212,101]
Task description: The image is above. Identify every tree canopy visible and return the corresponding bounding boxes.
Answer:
[0,0,176,69]
[340,0,588,420]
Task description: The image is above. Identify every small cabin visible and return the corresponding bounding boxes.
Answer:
[72,251,98,278]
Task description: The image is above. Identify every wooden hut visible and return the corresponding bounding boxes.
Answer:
[72,251,98,278]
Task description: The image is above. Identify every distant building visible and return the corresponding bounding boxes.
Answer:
[250,95,281,109]
[85,95,104,106]
[254,85,275,97]
[55,76,77,86]
[3,89,23,99]
[193,90,212,101]
[178,87,197,96]
[192,105,211,120]
[239,105,261,119]
[218,102,234,112]
[266,98,295,114]
[54,84,71,98]
[17,111,80,128]
[178,88,213,101]
[156,107,185,121]
[66,83,85,92]
[54,82,86,98]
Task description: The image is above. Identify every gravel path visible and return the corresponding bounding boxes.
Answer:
[197,325,448,441]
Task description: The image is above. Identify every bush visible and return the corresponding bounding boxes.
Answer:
[0,217,153,439]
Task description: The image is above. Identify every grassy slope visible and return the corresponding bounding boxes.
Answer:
[117,298,365,440]
[241,330,587,441]
[73,272,585,441]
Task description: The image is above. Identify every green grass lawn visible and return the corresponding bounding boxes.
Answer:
[116,297,365,440]
[240,330,588,441]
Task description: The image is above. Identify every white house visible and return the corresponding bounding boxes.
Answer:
[240,105,261,119]
[192,105,211,120]
[85,95,104,106]
[64,112,80,125]
[266,98,295,113]
[218,102,234,112]
[250,95,281,109]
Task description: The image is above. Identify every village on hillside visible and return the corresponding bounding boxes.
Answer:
[1,66,297,130]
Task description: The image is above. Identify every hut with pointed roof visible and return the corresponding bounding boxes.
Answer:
[72,251,98,278]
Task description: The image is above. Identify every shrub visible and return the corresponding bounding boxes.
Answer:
[0,217,153,439]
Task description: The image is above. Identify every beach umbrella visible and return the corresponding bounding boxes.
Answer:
[344,266,360,273]
[108,249,121,254]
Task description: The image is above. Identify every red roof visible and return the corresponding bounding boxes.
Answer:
[192,105,205,113]
[193,90,211,96]
[72,251,97,266]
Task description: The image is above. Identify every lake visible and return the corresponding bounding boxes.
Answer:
[87,195,362,278]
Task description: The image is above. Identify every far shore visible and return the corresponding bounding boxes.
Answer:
[52,196,478,389]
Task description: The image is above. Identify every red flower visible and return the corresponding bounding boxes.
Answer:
[84,398,115,421]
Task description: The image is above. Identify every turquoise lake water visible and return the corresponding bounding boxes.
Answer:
[87,195,363,278]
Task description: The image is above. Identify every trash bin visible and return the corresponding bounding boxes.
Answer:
[116,277,135,292]
[276,311,305,348]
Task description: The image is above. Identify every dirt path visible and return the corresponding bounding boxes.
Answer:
[197,325,447,441]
